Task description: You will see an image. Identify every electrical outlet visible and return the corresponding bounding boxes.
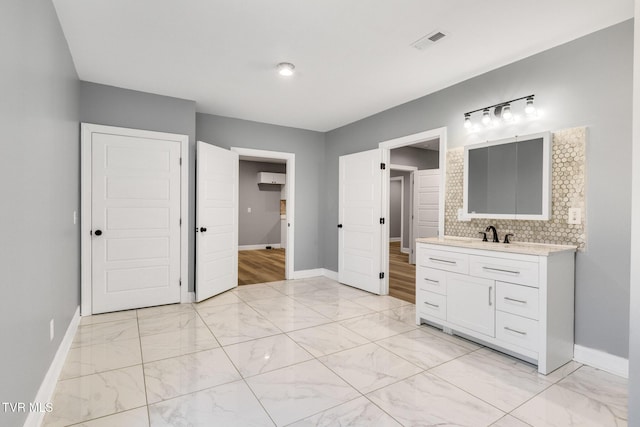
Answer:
[247,207,251,213]
[568,208,581,225]
[49,319,54,341]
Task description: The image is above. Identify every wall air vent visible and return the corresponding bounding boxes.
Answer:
[411,30,448,51]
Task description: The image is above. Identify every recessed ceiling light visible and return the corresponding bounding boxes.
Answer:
[277,62,295,77]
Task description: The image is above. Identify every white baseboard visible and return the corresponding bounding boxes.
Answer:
[573,344,629,378]
[188,292,196,303]
[239,244,282,251]
[291,268,339,281]
[389,237,401,242]
[24,306,81,427]
[401,247,410,254]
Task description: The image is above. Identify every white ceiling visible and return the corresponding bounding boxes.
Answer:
[52,0,633,132]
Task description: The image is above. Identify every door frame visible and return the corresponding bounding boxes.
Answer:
[230,147,295,280]
[379,127,447,292]
[389,176,405,247]
[389,165,417,255]
[80,123,190,316]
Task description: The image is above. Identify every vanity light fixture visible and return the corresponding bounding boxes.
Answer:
[463,94,536,129]
[277,62,295,77]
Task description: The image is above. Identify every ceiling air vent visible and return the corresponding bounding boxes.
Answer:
[411,30,448,51]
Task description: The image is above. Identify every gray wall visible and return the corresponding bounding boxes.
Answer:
[79,82,197,290]
[325,21,633,358]
[197,113,325,271]
[0,0,80,425]
[389,179,402,239]
[391,171,412,249]
[239,161,286,246]
[628,3,639,425]
[390,146,439,169]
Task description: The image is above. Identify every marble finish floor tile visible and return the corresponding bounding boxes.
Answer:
[545,360,583,383]
[80,310,137,326]
[144,348,241,403]
[289,396,401,427]
[224,334,313,377]
[71,319,139,349]
[246,359,360,426]
[308,299,375,321]
[137,302,195,319]
[233,283,285,302]
[60,337,142,380]
[367,372,505,426]
[248,296,331,332]
[138,309,206,337]
[351,294,409,311]
[320,343,422,393]
[287,322,370,357]
[490,415,531,427]
[197,302,281,345]
[193,290,243,309]
[339,312,415,341]
[71,406,149,427]
[43,366,146,426]
[140,326,219,363]
[557,365,628,419]
[268,280,319,296]
[430,347,554,412]
[381,304,417,325]
[512,384,627,426]
[376,328,477,370]
[148,380,274,427]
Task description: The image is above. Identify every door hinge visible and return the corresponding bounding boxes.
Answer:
[379,272,385,279]
[380,218,385,225]
[179,157,182,165]
[380,163,386,170]
[179,280,182,287]
[179,218,182,226]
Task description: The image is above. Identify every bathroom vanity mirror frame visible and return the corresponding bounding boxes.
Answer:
[463,131,551,220]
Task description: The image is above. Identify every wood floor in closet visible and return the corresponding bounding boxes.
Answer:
[238,248,286,285]
[388,241,416,304]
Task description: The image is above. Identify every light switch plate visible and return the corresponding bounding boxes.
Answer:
[568,208,581,225]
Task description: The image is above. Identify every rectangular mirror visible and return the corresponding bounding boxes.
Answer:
[463,131,551,220]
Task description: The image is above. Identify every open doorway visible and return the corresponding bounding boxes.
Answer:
[380,128,446,303]
[231,148,295,286]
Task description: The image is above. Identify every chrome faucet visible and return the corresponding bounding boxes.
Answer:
[485,225,499,243]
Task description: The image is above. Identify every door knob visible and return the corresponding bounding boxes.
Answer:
[200,227,207,233]
[94,230,102,236]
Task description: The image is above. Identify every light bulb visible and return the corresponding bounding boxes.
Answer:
[525,97,536,115]
[464,115,472,128]
[277,62,295,77]
[502,104,513,120]
[481,109,491,125]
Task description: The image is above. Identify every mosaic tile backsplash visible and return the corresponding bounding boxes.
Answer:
[444,127,586,251]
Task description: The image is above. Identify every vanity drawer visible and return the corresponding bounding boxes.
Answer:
[416,267,447,296]
[418,248,469,274]
[496,282,539,320]
[496,311,539,352]
[417,290,447,321]
[469,255,539,287]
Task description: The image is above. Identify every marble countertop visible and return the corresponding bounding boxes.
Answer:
[416,236,576,256]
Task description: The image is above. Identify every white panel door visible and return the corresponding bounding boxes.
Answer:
[91,133,182,314]
[411,169,440,264]
[338,149,383,294]
[196,141,239,302]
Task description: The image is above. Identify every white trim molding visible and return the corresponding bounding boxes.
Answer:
[574,344,629,378]
[231,147,295,280]
[81,123,190,314]
[24,307,80,427]
[291,268,339,281]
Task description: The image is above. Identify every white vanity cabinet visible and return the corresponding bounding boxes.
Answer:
[415,238,575,374]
